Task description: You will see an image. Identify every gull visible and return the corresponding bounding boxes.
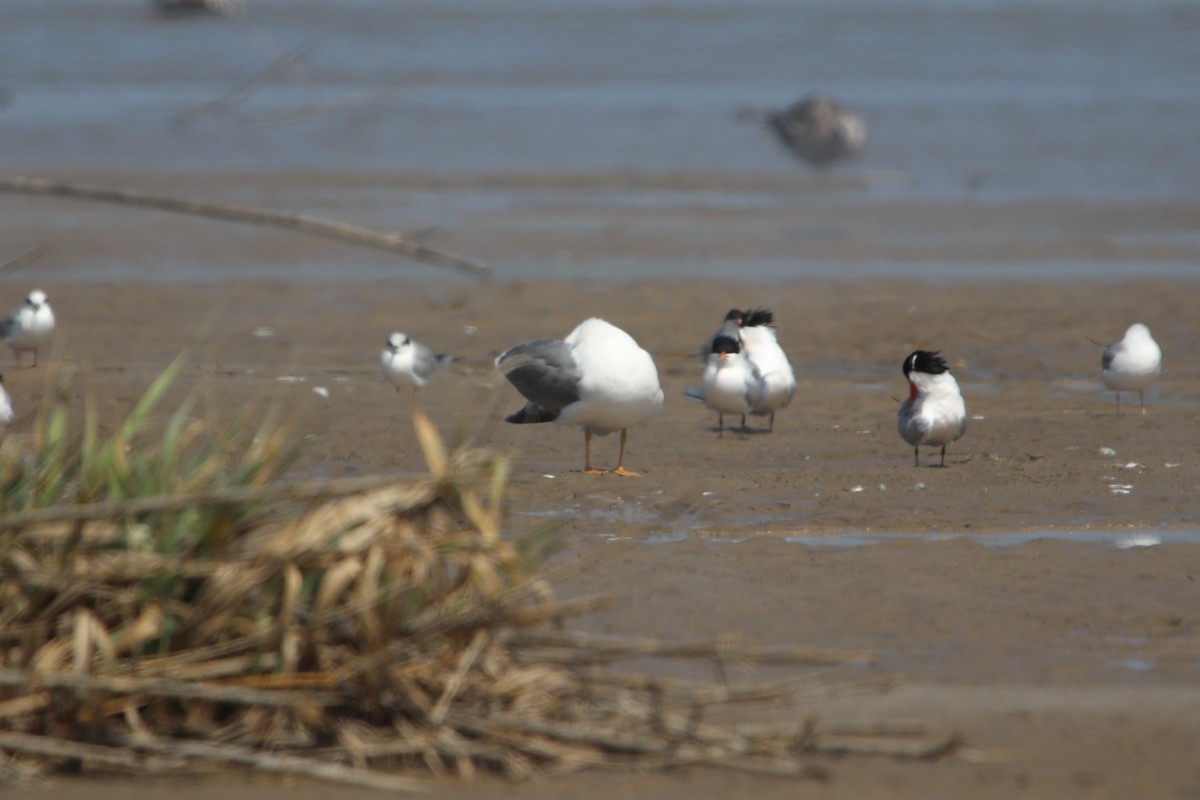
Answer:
[380,332,451,394]
[737,309,796,432]
[1102,323,1162,415]
[497,318,663,476]
[765,94,867,169]
[897,350,967,467]
[0,289,55,368]
[702,334,766,438]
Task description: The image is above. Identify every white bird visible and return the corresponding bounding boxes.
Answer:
[697,309,745,363]
[737,309,796,432]
[380,332,451,394]
[897,350,967,467]
[0,374,13,431]
[497,318,664,476]
[1101,323,1161,415]
[765,94,867,169]
[0,289,55,368]
[698,308,794,432]
[702,333,767,438]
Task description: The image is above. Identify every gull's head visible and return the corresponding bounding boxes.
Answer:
[712,334,741,362]
[1125,323,1153,342]
[723,308,745,325]
[26,289,48,309]
[385,332,410,353]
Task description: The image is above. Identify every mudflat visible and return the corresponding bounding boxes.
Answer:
[4,273,1199,798]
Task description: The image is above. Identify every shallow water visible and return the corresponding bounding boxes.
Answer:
[648,527,1200,546]
[4,0,1198,203]
[4,1,1200,285]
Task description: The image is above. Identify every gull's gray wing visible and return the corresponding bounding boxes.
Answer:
[496,339,582,414]
[1101,344,1117,370]
[413,342,452,381]
[0,313,13,339]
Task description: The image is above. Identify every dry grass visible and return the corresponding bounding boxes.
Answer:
[0,367,956,789]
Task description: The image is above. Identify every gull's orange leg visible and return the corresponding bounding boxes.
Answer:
[583,428,605,475]
[610,429,642,477]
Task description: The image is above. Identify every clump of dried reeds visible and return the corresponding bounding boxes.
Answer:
[0,364,956,789]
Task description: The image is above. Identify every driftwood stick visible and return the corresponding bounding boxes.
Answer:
[0,176,490,278]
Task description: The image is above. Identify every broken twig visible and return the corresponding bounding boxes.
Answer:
[0,177,489,278]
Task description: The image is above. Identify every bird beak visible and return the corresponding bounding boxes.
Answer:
[719,352,728,361]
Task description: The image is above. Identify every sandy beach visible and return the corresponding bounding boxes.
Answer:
[3,255,1199,797]
[6,0,1200,793]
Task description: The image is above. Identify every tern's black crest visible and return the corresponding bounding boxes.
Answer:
[742,308,775,328]
[903,350,949,377]
[723,309,744,322]
[712,335,741,355]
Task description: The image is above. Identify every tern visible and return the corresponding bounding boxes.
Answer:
[0,289,55,368]
[702,334,767,438]
[897,350,967,467]
[380,332,451,394]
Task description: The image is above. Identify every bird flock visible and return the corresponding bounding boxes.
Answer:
[0,289,1163,477]
[383,309,1163,475]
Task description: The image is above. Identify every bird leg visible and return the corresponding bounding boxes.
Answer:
[610,428,641,477]
[768,411,775,433]
[1139,390,1146,414]
[913,446,920,467]
[582,428,605,475]
[717,413,724,439]
[740,413,749,436]
[939,445,946,467]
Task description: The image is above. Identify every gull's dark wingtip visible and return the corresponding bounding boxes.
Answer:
[505,402,559,424]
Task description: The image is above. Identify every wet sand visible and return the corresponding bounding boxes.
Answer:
[2,167,1200,798]
[4,270,1200,798]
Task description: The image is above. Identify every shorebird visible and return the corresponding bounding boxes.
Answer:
[765,94,867,169]
[152,0,244,17]
[1101,323,1162,415]
[897,350,967,467]
[701,333,767,438]
[698,308,794,431]
[0,289,55,368]
[737,309,795,432]
[380,332,451,395]
[497,318,664,476]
